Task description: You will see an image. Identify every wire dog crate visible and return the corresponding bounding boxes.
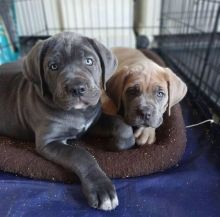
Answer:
[157,0,220,116]
[14,0,137,49]
[1,0,162,53]
[0,0,220,117]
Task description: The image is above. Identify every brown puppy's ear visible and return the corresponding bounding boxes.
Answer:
[164,68,187,116]
[106,68,130,111]
[87,38,118,90]
[23,40,49,96]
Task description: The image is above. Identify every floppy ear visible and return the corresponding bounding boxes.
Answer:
[88,38,118,90]
[164,68,187,116]
[23,40,48,96]
[106,68,129,111]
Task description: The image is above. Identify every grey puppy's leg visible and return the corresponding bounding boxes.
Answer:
[36,135,118,211]
[89,113,135,151]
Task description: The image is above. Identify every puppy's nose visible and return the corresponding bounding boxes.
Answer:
[138,105,153,120]
[70,84,86,97]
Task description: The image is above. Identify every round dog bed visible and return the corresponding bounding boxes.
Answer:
[0,103,186,183]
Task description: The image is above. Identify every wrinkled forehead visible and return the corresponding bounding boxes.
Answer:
[44,34,96,60]
[125,71,146,85]
[125,70,168,90]
[149,71,168,90]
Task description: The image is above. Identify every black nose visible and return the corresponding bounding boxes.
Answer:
[137,105,153,120]
[70,84,86,97]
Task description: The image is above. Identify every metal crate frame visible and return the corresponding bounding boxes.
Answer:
[156,0,220,116]
[14,0,136,49]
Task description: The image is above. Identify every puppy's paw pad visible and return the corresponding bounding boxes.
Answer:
[134,127,144,138]
[135,127,156,146]
[112,195,119,208]
[99,198,112,210]
[136,137,148,146]
[99,195,119,211]
[88,200,99,209]
[83,177,119,211]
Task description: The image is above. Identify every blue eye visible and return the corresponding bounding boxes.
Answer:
[85,58,93,66]
[157,91,165,97]
[49,63,58,71]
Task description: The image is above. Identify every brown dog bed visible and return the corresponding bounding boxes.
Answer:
[0,49,186,183]
[0,103,186,183]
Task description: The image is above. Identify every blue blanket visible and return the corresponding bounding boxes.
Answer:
[0,98,220,217]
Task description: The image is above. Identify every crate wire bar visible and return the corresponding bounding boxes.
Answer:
[157,0,220,114]
[14,0,135,48]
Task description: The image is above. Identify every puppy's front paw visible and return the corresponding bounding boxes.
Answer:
[82,174,119,211]
[134,127,156,146]
[110,120,135,151]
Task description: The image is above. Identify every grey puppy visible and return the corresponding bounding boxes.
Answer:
[0,32,134,210]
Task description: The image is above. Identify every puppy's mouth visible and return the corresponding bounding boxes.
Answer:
[124,115,163,128]
[73,95,100,109]
[54,88,101,111]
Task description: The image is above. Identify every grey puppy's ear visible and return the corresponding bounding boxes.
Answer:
[88,38,118,90]
[23,40,48,96]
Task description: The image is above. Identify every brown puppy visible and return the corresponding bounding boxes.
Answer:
[102,47,187,146]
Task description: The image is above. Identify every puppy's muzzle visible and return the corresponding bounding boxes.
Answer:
[136,105,154,121]
[65,78,88,97]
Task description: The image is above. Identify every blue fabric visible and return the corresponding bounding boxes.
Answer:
[0,1,19,65]
[0,99,220,217]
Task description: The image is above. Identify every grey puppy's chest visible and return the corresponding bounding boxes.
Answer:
[51,107,100,141]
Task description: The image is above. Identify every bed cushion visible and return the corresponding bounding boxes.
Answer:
[0,103,186,183]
